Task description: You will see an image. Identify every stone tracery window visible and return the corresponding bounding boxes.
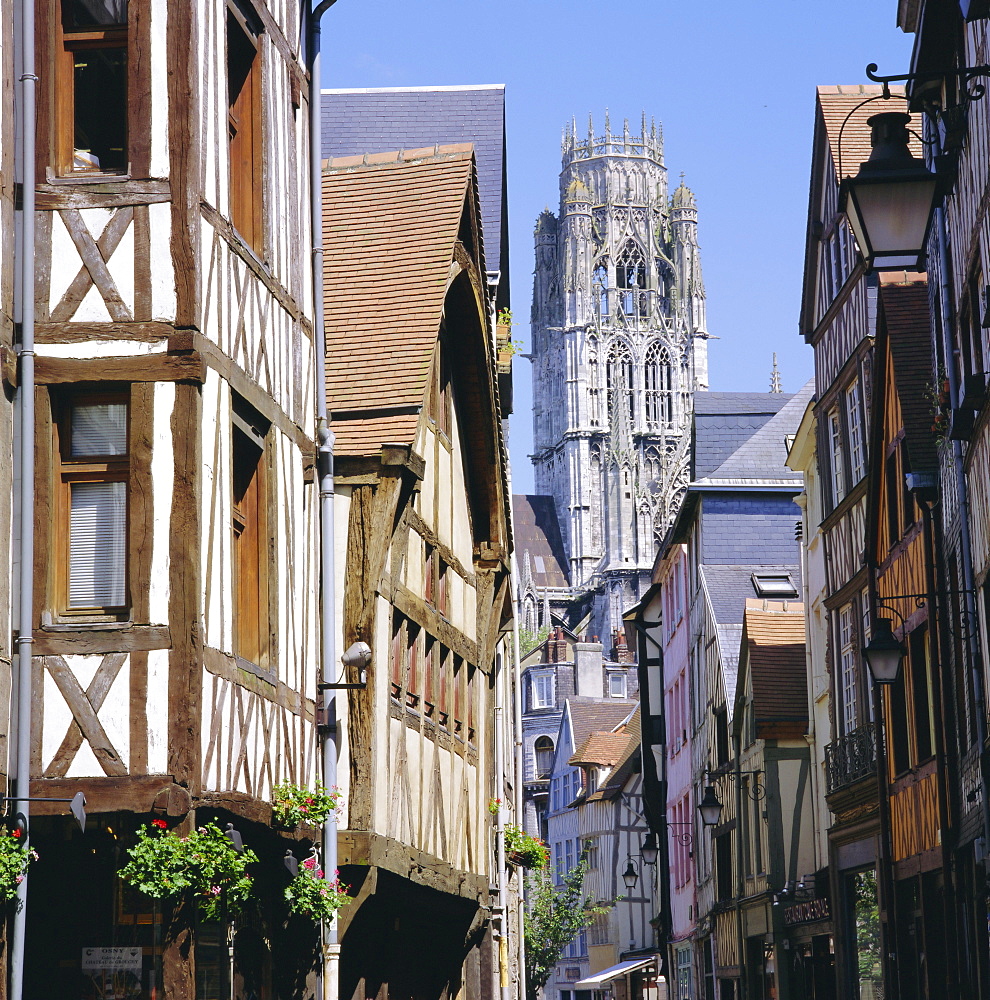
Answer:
[588,336,601,427]
[616,241,646,316]
[645,341,673,428]
[592,261,609,317]
[606,340,635,430]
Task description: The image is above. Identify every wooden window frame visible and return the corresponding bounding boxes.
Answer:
[231,394,271,669]
[38,0,151,181]
[53,386,131,620]
[226,2,265,253]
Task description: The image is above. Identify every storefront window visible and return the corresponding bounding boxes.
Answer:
[849,869,882,999]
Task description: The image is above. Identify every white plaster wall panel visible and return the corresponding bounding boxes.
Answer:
[146,648,170,773]
[451,416,470,557]
[447,573,463,634]
[148,382,175,624]
[103,217,135,313]
[419,445,435,525]
[74,283,115,323]
[43,208,81,312]
[406,531,423,597]
[148,0,169,177]
[463,583,476,642]
[38,341,168,360]
[437,437,452,545]
[201,371,233,652]
[148,203,176,320]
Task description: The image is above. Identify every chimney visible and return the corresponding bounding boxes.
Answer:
[574,638,604,697]
[613,628,634,664]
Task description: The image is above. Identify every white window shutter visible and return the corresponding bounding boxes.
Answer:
[69,480,127,607]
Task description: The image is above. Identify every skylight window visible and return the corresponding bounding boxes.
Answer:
[751,573,798,598]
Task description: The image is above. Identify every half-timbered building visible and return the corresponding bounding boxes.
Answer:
[864,275,949,1000]
[16,1,319,996]
[321,144,516,999]
[730,601,816,999]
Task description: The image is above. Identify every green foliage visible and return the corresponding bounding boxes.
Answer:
[504,824,550,869]
[523,859,616,998]
[496,308,513,327]
[118,822,258,921]
[271,782,341,828]
[0,828,35,902]
[517,625,551,657]
[854,869,883,982]
[284,855,351,923]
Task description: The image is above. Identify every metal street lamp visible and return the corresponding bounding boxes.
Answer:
[622,860,639,891]
[863,618,905,685]
[698,785,723,828]
[840,111,938,271]
[641,833,659,866]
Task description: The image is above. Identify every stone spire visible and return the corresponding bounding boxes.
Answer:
[770,353,782,393]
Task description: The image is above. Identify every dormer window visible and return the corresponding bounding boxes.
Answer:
[751,573,798,599]
[530,669,555,710]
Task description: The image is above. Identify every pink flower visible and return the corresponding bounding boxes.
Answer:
[210,886,221,896]
[15,875,23,884]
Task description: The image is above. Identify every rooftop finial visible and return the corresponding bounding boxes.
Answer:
[641,110,648,139]
[770,353,782,393]
[605,107,611,139]
[588,112,594,144]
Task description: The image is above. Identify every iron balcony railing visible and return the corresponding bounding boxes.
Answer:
[825,723,877,794]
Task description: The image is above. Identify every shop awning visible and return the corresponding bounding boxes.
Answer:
[572,957,656,987]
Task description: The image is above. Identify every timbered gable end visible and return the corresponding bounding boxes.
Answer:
[28,0,318,805]
[322,145,511,899]
[867,278,943,865]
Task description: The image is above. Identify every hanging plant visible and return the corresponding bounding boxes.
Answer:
[504,824,550,869]
[285,855,351,922]
[118,821,258,920]
[271,783,342,829]
[0,827,37,902]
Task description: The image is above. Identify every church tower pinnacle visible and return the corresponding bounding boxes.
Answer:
[530,112,710,648]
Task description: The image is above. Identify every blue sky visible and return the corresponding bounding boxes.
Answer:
[321,1,914,494]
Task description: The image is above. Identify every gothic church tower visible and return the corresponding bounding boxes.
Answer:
[531,113,709,647]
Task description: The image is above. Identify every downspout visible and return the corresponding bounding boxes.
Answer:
[307,4,340,999]
[733,733,746,1000]
[11,0,37,998]
[494,658,509,1000]
[508,490,526,998]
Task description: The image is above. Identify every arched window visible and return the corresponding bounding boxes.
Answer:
[606,341,634,429]
[645,341,673,428]
[592,261,609,317]
[535,736,555,779]
[616,241,646,316]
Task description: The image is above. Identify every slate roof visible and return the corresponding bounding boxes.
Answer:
[693,392,794,479]
[817,84,916,180]
[695,380,815,487]
[741,600,808,737]
[513,495,570,589]
[702,564,802,626]
[320,144,476,455]
[879,277,937,475]
[322,86,507,277]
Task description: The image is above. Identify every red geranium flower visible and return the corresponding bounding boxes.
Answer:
[152,819,168,830]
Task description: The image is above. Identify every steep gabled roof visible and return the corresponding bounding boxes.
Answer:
[569,731,630,767]
[513,495,570,589]
[692,392,793,479]
[322,86,508,279]
[566,697,637,757]
[321,144,478,456]
[694,381,814,487]
[739,600,808,738]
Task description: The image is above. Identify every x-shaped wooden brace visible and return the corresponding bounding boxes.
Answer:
[50,207,134,323]
[43,653,128,778]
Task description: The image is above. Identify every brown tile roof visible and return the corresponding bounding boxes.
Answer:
[321,144,476,456]
[879,277,937,474]
[567,697,637,756]
[817,85,917,180]
[569,731,630,767]
[742,601,808,737]
[589,708,642,801]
